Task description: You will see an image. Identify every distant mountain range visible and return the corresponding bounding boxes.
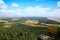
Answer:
[0,17,60,24]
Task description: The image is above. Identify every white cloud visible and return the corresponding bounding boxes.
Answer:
[35,6,40,9]
[0,0,5,4]
[0,0,7,9]
[0,0,59,18]
[23,6,50,17]
[24,7,34,13]
[8,10,15,13]
[50,9,60,16]
[47,9,60,17]
[0,5,7,9]
[11,3,19,7]
[0,9,22,18]
[17,9,22,14]
[47,9,60,22]
[57,1,60,7]
[0,0,21,18]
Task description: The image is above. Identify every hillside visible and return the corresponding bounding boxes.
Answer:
[0,17,60,40]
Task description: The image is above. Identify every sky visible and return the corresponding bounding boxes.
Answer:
[0,0,60,18]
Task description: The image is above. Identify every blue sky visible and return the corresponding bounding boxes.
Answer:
[4,0,58,9]
[0,0,60,18]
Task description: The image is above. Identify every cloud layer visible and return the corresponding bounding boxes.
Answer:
[0,0,60,18]
[23,6,50,16]
[0,0,7,9]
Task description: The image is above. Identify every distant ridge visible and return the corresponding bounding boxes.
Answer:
[0,17,60,24]
[20,17,60,24]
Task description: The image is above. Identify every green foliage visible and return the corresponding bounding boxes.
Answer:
[0,18,60,40]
